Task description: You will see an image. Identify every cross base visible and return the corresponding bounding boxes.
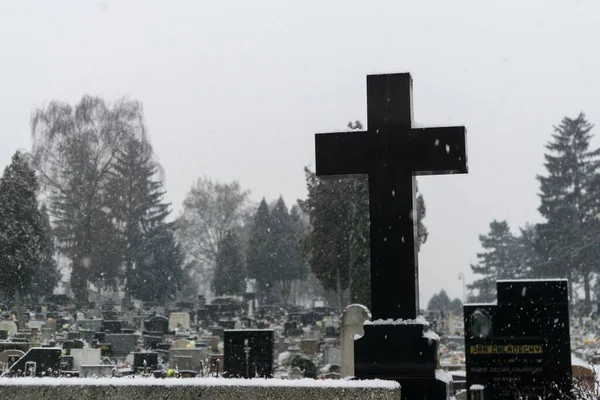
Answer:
[354,324,450,400]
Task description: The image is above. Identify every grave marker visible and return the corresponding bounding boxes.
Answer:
[224,329,274,378]
[315,72,467,399]
[464,279,572,399]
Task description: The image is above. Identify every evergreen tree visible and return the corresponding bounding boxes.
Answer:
[469,220,523,302]
[348,178,371,307]
[246,199,273,300]
[212,230,245,296]
[300,168,354,311]
[515,224,543,279]
[427,290,451,311]
[269,197,307,303]
[128,223,184,303]
[105,137,171,298]
[0,152,45,316]
[536,113,600,305]
[27,205,61,303]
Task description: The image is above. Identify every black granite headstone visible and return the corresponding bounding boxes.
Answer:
[133,352,159,371]
[102,320,122,334]
[464,279,572,400]
[6,348,61,376]
[315,73,467,400]
[223,329,274,378]
[144,316,169,334]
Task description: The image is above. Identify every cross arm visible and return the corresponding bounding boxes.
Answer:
[315,131,376,177]
[410,126,468,175]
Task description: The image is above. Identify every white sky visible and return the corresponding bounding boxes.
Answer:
[1,0,599,306]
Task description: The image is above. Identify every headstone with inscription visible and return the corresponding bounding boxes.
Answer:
[315,72,467,400]
[464,279,571,400]
[223,329,274,378]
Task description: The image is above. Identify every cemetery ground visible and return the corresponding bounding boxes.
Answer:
[1,293,599,399]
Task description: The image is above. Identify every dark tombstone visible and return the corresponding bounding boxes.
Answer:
[464,279,572,400]
[144,316,169,334]
[6,348,61,376]
[102,310,118,321]
[219,319,237,330]
[102,320,122,334]
[0,330,7,340]
[133,352,159,371]
[105,334,138,357]
[156,342,171,351]
[325,326,338,338]
[93,331,106,343]
[283,321,297,336]
[143,335,162,349]
[223,329,274,378]
[67,331,80,340]
[59,355,74,371]
[315,73,467,400]
[62,340,75,355]
[96,343,113,357]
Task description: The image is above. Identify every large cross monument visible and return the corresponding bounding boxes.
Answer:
[315,73,468,399]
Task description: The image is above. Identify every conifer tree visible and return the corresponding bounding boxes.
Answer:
[212,230,245,296]
[0,152,45,315]
[128,223,184,303]
[469,220,521,302]
[536,113,600,305]
[269,197,307,303]
[105,137,171,298]
[27,205,61,303]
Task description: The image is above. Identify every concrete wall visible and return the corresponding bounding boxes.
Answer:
[0,378,400,400]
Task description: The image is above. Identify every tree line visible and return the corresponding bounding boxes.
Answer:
[469,113,600,310]
[0,97,429,312]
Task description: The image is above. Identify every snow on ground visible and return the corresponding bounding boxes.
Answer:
[0,377,399,389]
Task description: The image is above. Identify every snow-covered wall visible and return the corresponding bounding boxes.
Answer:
[0,377,401,400]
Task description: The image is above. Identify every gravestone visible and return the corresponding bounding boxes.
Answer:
[324,345,341,366]
[104,334,137,357]
[169,348,208,370]
[0,321,18,337]
[77,319,103,332]
[224,329,274,378]
[144,316,169,334]
[133,352,158,372]
[315,72,467,400]
[464,279,571,399]
[340,304,370,378]
[70,347,101,372]
[169,312,191,331]
[172,339,191,349]
[102,320,122,334]
[299,339,319,356]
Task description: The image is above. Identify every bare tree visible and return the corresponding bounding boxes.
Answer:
[30,95,146,303]
[177,178,249,290]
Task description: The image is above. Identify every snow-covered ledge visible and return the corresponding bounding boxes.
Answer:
[0,377,401,400]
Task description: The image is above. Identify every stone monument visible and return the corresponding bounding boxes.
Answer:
[315,72,467,399]
[340,304,370,378]
[464,279,571,399]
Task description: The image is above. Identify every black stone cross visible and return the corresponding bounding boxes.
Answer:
[315,73,467,321]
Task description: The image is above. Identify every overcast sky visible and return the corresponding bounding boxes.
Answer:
[1,0,599,306]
